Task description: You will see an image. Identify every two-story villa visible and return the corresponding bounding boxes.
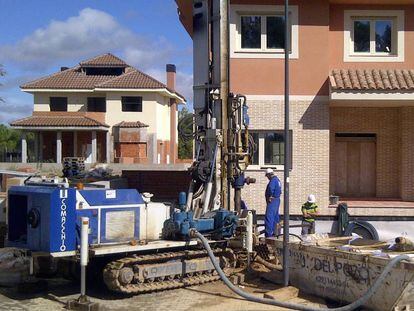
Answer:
[176,0,414,223]
[10,53,185,165]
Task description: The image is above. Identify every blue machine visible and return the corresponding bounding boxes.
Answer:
[7,185,145,256]
[163,209,238,240]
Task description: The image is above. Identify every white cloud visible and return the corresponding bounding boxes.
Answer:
[123,45,172,72]
[0,8,168,71]
[1,74,38,90]
[0,7,194,119]
[176,71,193,104]
[0,99,33,124]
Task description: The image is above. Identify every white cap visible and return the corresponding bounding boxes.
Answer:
[265,168,274,176]
[307,194,316,203]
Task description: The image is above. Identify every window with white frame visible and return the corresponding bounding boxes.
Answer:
[230,5,299,59]
[248,131,292,169]
[344,10,404,62]
[240,15,287,51]
[353,18,394,54]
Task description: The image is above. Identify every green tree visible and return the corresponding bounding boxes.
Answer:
[0,125,21,151]
[0,125,21,161]
[0,125,35,162]
[178,107,194,159]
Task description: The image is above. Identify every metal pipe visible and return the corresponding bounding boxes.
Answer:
[282,0,291,288]
[80,217,89,297]
[219,0,229,210]
[246,211,253,268]
[234,189,241,214]
[185,180,195,211]
[246,211,253,253]
[202,182,213,214]
[193,230,410,311]
[202,143,219,214]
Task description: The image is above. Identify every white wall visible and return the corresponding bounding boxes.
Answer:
[32,91,173,141]
[33,92,101,112]
[106,92,162,136]
[155,94,171,141]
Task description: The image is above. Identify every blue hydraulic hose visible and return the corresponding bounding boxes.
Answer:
[192,230,410,311]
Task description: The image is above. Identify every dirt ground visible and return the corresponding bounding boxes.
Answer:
[0,275,327,311]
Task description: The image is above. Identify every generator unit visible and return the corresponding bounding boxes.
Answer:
[7,185,157,256]
[162,209,238,240]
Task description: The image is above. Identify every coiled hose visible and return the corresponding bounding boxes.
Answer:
[192,230,410,311]
[177,113,195,142]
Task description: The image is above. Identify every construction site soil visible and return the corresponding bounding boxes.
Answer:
[0,275,327,311]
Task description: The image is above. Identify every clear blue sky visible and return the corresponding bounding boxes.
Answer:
[0,0,193,124]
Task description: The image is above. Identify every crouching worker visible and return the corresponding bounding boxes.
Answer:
[301,194,318,235]
[264,168,282,237]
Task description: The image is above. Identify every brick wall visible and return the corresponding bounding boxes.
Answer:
[96,131,106,162]
[123,170,190,201]
[62,132,74,158]
[242,98,330,215]
[41,131,56,161]
[116,143,146,158]
[77,131,91,158]
[330,107,401,198]
[115,127,148,143]
[401,107,414,201]
[40,130,107,162]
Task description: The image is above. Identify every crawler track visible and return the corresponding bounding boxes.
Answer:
[103,248,236,294]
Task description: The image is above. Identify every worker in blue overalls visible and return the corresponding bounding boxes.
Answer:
[264,168,282,237]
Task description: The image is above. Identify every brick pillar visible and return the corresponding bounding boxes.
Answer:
[401,107,414,201]
[106,131,111,163]
[91,131,97,163]
[21,133,27,163]
[167,64,177,164]
[56,131,62,164]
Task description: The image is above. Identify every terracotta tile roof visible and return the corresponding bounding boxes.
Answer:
[114,121,149,128]
[96,69,165,89]
[79,53,128,68]
[330,69,414,91]
[10,112,109,128]
[20,53,186,101]
[21,66,119,89]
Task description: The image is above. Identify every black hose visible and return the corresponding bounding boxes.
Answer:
[344,221,379,241]
[192,230,410,311]
[337,203,349,236]
[178,113,195,142]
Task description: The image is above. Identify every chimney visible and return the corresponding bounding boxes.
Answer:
[166,64,176,91]
[167,64,177,164]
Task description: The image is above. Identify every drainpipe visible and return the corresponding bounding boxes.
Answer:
[283,0,291,287]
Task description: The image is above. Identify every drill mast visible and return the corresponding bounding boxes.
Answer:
[185,0,254,215]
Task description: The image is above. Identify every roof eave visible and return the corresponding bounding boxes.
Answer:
[21,87,186,103]
[176,0,193,37]
[94,87,186,104]
[21,88,95,93]
[330,89,414,101]
[10,125,109,131]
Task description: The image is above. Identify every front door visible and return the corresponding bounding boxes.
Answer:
[334,134,376,197]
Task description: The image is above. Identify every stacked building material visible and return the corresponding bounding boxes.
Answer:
[63,157,85,177]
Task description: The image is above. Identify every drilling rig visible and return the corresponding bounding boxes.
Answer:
[185,0,255,216]
[5,0,258,295]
